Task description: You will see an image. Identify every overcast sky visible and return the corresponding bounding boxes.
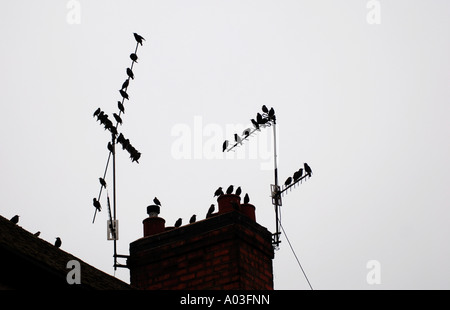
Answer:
[1,1,449,289]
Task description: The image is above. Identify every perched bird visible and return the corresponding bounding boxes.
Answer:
[226,185,234,195]
[93,107,101,118]
[268,107,275,118]
[242,128,251,137]
[130,53,138,63]
[298,168,304,183]
[214,187,224,197]
[222,140,229,152]
[174,218,182,228]
[34,231,40,237]
[234,134,242,145]
[189,214,196,224]
[126,68,134,80]
[54,237,62,248]
[206,204,215,217]
[153,197,161,206]
[256,113,264,124]
[99,177,107,189]
[251,119,260,131]
[118,101,125,114]
[262,105,269,113]
[119,89,129,100]
[93,198,101,212]
[293,170,300,182]
[243,193,250,204]
[304,163,312,177]
[235,186,242,196]
[10,215,19,224]
[107,141,114,154]
[133,33,145,45]
[121,79,129,90]
[113,113,122,125]
[284,176,292,187]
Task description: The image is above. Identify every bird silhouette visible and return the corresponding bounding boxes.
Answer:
[93,198,101,212]
[133,33,145,46]
[54,237,62,248]
[242,128,251,137]
[153,197,161,206]
[10,215,19,224]
[244,193,250,204]
[256,113,263,124]
[262,105,269,113]
[268,107,275,118]
[206,204,215,217]
[34,231,40,237]
[298,168,304,183]
[284,176,292,187]
[189,214,196,224]
[234,134,242,145]
[118,101,125,114]
[304,163,312,177]
[93,107,101,118]
[214,187,224,197]
[126,68,134,80]
[119,89,129,100]
[121,79,129,90]
[222,140,229,152]
[113,113,122,125]
[107,142,114,154]
[174,218,182,227]
[251,119,260,130]
[235,186,242,196]
[226,185,234,195]
[130,53,138,63]
[99,177,107,188]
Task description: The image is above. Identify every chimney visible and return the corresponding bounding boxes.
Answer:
[128,193,274,290]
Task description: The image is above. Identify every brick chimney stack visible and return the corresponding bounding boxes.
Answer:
[128,193,274,290]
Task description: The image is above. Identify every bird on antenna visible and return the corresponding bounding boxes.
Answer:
[133,33,145,46]
[93,108,101,118]
[284,176,292,187]
[99,177,107,189]
[119,89,129,100]
[107,141,114,154]
[54,237,62,248]
[118,101,125,114]
[130,53,138,63]
[206,204,215,217]
[153,197,161,206]
[189,214,196,224]
[234,134,242,145]
[244,193,250,204]
[121,79,129,90]
[251,119,260,131]
[262,105,269,113]
[214,187,224,197]
[222,140,229,152]
[174,218,182,228]
[113,113,122,125]
[226,185,234,195]
[10,215,19,224]
[93,198,101,212]
[304,163,312,177]
[126,68,134,80]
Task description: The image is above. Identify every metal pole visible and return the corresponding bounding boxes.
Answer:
[272,121,281,248]
[112,135,117,270]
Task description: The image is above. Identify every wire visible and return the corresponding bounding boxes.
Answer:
[278,219,314,290]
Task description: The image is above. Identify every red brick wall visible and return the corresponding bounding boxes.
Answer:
[128,212,274,290]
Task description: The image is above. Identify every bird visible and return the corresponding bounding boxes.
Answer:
[93,198,101,212]
[107,141,114,154]
[118,101,125,114]
[10,215,19,224]
[133,33,145,45]
[214,187,224,197]
[113,113,122,125]
[293,170,300,182]
[99,177,107,188]
[256,113,264,124]
[244,193,250,204]
[206,204,215,217]
[242,128,251,137]
[284,176,292,187]
[153,197,161,206]
[251,118,260,131]
[298,168,304,183]
[121,79,129,90]
[222,140,229,152]
[174,218,182,228]
[268,107,275,118]
[262,105,269,113]
[54,237,62,248]
[119,89,129,100]
[189,214,196,224]
[304,163,312,177]
[235,186,242,196]
[130,53,138,63]
[34,231,40,237]
[126,68,134,80]
[226,185,234,195]
[234,134,242,145]
[93,107,101,118]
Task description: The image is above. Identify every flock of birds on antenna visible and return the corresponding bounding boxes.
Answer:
[280,163,313,195]
[9,215,62,248]
[91,33,145,219]
[223,105,276,152]
[151,185,251,229]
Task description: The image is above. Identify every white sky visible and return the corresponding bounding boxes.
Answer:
[1,1,449,289]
